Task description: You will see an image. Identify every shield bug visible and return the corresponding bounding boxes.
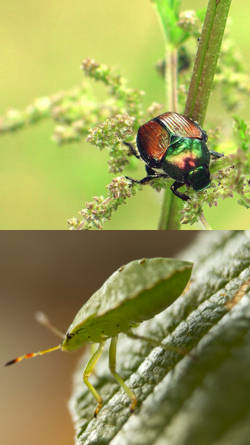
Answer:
[125,112,223,201]
[4,257,192,416]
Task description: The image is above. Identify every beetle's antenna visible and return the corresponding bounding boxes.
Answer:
[35,311,65,339]
[4,344,61,367]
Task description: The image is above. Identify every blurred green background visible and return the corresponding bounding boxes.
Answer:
[0,0,249,229]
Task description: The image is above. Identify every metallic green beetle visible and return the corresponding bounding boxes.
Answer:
[125,112,223,201]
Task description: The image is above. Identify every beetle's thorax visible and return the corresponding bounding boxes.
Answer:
[164,137,209,175]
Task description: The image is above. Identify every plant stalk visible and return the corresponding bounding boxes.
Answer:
[199,212,212,230]
[185,0,232,230]
[157,0,232,230]
[167,48,178,113]
[185,0,232,125]
[158,47,181,230]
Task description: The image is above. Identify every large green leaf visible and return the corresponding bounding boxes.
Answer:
[70,231,250,444]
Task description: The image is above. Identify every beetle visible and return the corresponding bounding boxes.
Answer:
[4,257,192,416]
[125,112,223,201]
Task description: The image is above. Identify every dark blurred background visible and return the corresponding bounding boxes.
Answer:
[0,0,249,229]
[0,231,197,445]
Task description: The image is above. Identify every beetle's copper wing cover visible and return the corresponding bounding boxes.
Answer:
[156,112,203,139]
[137,121,170,163]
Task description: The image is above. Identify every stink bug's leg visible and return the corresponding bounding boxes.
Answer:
[123,141,140,159]
[109,336,137,413]
[90,343,97,355]
[171,181,190,201]
[35,312,65,339]
[126,332,187,355]
[90,343,98,376]
[209,150,224,159]
[83,342,104,417]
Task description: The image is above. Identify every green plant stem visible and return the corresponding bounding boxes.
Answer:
[167,48,178,112]
[158,47,181,230]
[184,0,232,231]
[198,212,211,230]
[185,0,232,126]
[158,186,181,230]
[156,0,232,230]
[199,213,212,230]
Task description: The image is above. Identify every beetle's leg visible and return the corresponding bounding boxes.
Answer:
[126,173,169,186]
[109,336,137,412]
[171,181,190,201]
[126,163,169,185]
[123,141,140,159]
[83,342,104,417]
[145,165,157,176]
[209,150,224,159]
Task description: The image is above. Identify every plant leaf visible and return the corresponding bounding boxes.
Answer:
[233,116,250,152]
[152,0,189,47]
[69,231,250,444]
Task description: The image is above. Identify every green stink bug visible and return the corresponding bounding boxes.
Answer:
[5,257,192,416]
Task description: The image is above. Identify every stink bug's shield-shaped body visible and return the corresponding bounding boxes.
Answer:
[62,257,192,350]
[5,257,193,417]
[127,112,223,201]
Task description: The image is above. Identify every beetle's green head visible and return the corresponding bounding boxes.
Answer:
[186,165,211,191]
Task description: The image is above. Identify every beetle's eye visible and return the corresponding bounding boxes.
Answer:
[66,333,73,340]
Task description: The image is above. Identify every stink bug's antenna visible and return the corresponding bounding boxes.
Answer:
[4,312,64,367]
[35,311,65,339]
[4,344,61,367]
